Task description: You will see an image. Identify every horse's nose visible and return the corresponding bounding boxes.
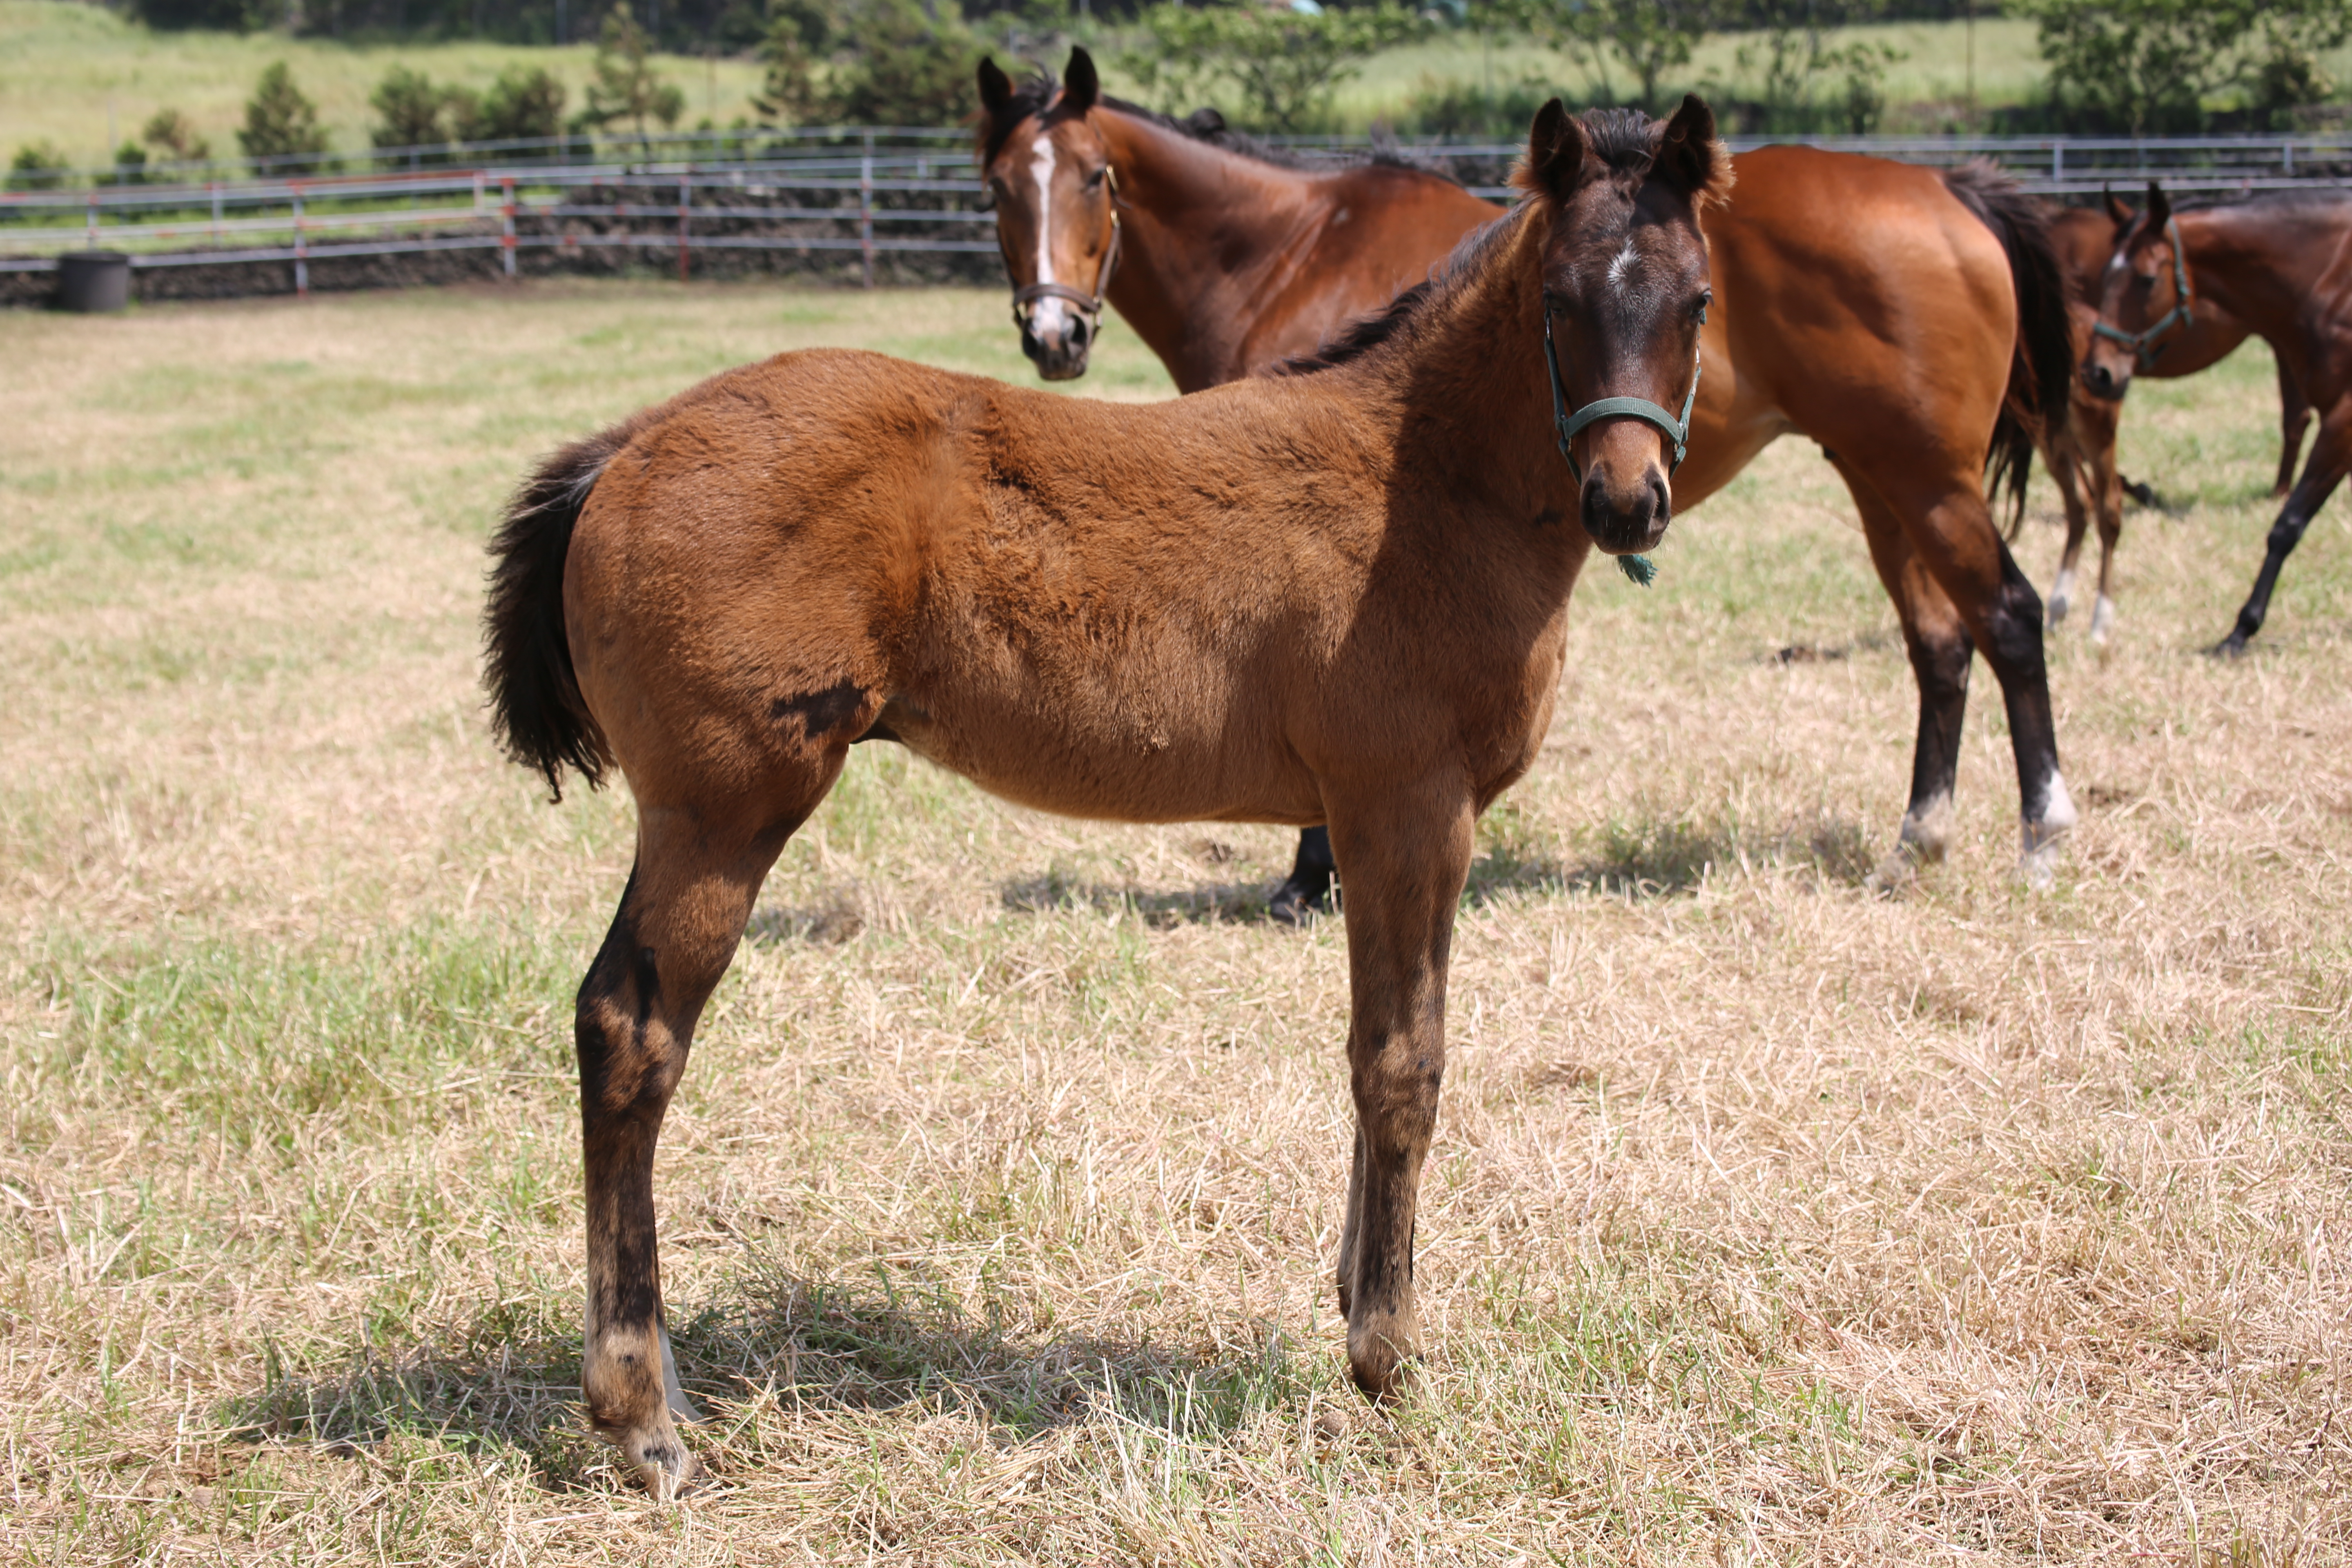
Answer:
[2082,359,2118,400]
[1021,303,1093,382]
[1581,465,1670,555]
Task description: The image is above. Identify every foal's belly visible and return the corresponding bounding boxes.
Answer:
[873,694,1329,828]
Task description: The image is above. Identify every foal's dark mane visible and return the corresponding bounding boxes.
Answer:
[976,67,1461,186]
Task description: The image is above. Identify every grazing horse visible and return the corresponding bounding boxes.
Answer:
[2041,198,2309,641]
[485,97,1730,1497]
[978,51,2082,900]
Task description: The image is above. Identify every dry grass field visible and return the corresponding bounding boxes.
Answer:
[2,278,2349,1565]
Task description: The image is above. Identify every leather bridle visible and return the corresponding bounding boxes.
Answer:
[2092,216,2193,369]
[1545,290,1708,483]
[1010,166,1122,336]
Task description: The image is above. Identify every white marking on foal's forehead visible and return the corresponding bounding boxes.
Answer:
[1606,241,1638,287]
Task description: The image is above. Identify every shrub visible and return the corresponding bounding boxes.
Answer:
[141,108,212,165]
[578,7,686,142]
[238,61,332,173]
[753,0,981,128]
[1393,74,1557,138]
[469,66,570,143]
[106,142,151,186]
[370,65,457,154]
[1120,0,1428,134]
[7,140,71,191]
[2015,0,2352,134]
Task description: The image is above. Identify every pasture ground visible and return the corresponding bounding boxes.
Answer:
[2,280,2350,1564]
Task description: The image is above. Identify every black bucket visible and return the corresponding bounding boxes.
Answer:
[57,250,131,313]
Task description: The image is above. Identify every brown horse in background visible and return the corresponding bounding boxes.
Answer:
[485,98,1729,1496]
[978,51,2082,902]
[2039,199,2309,642]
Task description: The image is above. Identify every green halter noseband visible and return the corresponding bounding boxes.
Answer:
[1544,296,1706,587]
[2091,216,2193,370]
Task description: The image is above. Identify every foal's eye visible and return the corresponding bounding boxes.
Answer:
[1691,289,1713,320]
[1085,167,1106,190]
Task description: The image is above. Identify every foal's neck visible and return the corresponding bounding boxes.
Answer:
[1092,109,1361,391]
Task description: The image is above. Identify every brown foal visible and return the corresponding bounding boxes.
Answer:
[486,98,1731,1497]
[2039,199,2308,643]
[979,53,2083,895]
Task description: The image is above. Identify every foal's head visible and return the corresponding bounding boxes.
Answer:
[976,49,1119,381]
[1517,97,1729,557]
[2082,182,2185,402]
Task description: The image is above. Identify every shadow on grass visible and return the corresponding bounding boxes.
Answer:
[1470,811,1880,903]
[225,1263,1302,1489]
[998,868,1277,927]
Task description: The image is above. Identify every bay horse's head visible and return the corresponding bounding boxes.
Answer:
[2083,182,2189,402]
[1518,96,1730,557]
[976,49,1120,382]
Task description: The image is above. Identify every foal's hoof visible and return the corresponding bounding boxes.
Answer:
[2207,633,2252,660]
[1267,875,1332,927]
[1863,849,1921,896]
[601,1417,702,1501]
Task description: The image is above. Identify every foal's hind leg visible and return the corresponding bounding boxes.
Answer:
[1270,826,1338,925]
[1325,776,1475,1399]
[2275,356,2312,499]
[575,780,832,1495]
[2044,425,2092,629]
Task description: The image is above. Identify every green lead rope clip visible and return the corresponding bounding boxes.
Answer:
[1617,554,1657,587]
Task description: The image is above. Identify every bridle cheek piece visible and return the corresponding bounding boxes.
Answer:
[1544,296,1706,487]
[2091,216,2192,370]
[1010,167,1123,336]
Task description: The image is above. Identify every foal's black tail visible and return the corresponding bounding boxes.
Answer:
[483,414,653,800]
[1942,160,2075,539]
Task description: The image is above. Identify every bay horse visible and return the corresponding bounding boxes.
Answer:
[978,50,2082,906]
[2039,198,2309,642]
[2082,183,2343,654]
[485,97,1730,1496]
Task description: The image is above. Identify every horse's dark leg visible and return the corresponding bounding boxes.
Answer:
[1325,776,1474,1400]
[1879,474,2074,887]
[2217,403,2351,656]
[1268,826,1337,924]
[575,791,818,1496]
[2274,355,2312,499]
[1843,479,1975,889]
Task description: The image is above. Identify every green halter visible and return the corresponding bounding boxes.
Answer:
[2091,216,2193,370]
[1544,299,1706,588]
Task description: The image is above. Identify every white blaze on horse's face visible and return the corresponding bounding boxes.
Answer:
[1027,133,1074,343]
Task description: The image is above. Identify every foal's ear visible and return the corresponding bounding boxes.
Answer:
[2145,180,2172,234]
[1657,94,1731,207]
[1518,98,1588,200]
[2103,184,2133,226]
[1061,47,1100,114]
[978,57,1014,118]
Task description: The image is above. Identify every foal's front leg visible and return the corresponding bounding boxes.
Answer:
[1327,780,1476,1399]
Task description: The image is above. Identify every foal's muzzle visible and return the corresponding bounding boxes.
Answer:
[1581,465,1671,556]
[2079,357,2128,402]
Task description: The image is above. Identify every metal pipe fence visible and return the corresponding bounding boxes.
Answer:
[4,130,2346,291]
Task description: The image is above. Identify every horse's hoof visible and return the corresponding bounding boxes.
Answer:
[1346,1314,1418,1403]
[604,1418,702,1501]
[2088,595,2114,647]
[2207,634,2252,660]
[1267,876,1330,927]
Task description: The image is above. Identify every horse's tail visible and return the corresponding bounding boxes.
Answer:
[1941,159,2074,540]
[483,415,651,800]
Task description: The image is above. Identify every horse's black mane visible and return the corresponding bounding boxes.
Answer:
[978,67,1461,187]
